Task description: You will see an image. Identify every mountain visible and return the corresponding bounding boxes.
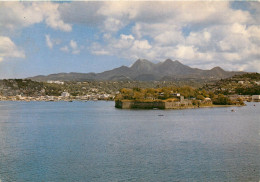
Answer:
[130,59,155,74]
[156,59,197,75]
[28,59,245,82]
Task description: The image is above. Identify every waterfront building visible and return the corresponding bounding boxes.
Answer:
[252,95,260,102]
[61,92,70,97]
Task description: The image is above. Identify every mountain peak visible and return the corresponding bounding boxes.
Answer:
[164,59,173,63]
[131,59,153,67]
[138,58,149,62]
[211,66,225,72]
[130,59,155,73]
[162,59,182,64]
[174,60,181,64]
[134,58,150,64]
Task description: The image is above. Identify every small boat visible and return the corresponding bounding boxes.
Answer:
[158,114,164,116]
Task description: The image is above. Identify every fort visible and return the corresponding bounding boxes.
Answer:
[115,97,194,109]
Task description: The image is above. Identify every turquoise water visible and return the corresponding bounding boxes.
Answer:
[0,101,259,181]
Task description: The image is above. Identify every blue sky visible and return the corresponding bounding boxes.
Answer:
[0,1,260,79]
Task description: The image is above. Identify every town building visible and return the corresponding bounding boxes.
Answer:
[61,92,70,97]
[47,80,64,85]
[252,95,260,102]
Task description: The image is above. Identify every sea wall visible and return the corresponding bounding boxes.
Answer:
[164,100,193,109]
[115,100,193,109]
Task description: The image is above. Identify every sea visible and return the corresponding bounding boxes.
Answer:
[0,101,259,181]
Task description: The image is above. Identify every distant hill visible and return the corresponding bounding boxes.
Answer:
[28,59,245,82]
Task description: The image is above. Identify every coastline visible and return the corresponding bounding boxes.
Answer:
[115,100,245,110]
[0,98,111,102]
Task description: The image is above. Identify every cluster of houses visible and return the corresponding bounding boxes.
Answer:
[227,94,260,102]
[0,91,114,101]
[238,80,260,85]
[47,80,64,85]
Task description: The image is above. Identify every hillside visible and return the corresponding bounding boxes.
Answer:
[203,73,260,95]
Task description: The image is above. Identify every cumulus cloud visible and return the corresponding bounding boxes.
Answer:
[59,40,81,55]
[0,36,25,61]
[70,40,77,50]
[45,35,53,49]
[60,46,69,53]
[70,40,80,54]
[0,2,71,33]
[42,3,72,32]
[84,1,260,71]
[1,1,260,72]
[45,34,61,49]
[91,34,153,59]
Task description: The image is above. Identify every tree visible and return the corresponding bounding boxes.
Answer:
[196,95,205,100]
[133,91,144,100]
[213,94,233,105]
[208,91,215,99]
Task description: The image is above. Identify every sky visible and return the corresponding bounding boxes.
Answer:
[0,1,260,79]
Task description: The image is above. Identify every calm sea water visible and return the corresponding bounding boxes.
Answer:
[0,101,259,181]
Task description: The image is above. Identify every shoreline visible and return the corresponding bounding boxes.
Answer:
[115,104,244,110]
[115,100,245,110]
[0,99,112,102]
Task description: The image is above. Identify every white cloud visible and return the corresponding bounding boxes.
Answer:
[103,18,125,32]
[0,2,71,33]
[248,25,260,40]
[60,40,81,55]
[0,36,25,61]
[120,34,134,41]
[154,31,184,46]
[1,1,260,72]
[70,40,80,54]
[42,3,72,32]
[86,1,260,71]
[60,46,69,52]
[174,45,197,60]
[0,2,43,33]
[45,34,61,49]
[91,34,154,60]
[241,60,260,72]
[45,34,53,49]
[92,50,110,56]
[133,40,151,50]
[70,40,77,50]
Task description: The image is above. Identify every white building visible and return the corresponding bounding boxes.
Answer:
[47,80,64,85]
[204,98,211,101]
[252,95,260,102]
[61,92,70,97]
[171,93,181,97]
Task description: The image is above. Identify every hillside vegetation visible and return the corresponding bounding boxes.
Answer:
[203,73,260,95]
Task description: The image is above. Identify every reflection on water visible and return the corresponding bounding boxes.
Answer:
[0,101,259,181]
